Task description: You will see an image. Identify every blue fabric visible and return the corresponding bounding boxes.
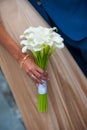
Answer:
[40,0,87,41]
[29,0,87,76]
[29,0,53,25]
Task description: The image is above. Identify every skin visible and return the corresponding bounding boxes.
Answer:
[0,23,48,84]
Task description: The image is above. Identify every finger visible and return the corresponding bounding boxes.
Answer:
[43,71,48,76]
[41,74,49,80]
[34,71,48,81]
[27,68,42,84]
[36,66,48,76]
[31,74,43,84]
[36,66,45,74]
[33,70,41,79]
[34,69,49,80]
[36,83,39,87]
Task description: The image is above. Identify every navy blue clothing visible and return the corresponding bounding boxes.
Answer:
[29,0,87,76]
[40,0,87,41]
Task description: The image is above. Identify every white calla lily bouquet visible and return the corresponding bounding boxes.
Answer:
[20,26,64,112]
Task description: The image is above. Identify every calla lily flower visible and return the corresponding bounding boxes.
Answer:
[20,26,64,52]
[20,26,64,112]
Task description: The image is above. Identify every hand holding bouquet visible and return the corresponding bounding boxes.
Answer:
[20,26,64,112]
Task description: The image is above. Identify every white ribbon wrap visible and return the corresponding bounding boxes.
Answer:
[38,80,47,94]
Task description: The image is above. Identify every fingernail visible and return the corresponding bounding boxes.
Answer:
[36,83,38,87]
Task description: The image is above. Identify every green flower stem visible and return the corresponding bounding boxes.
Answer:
[32,45,56,112]
[38,94,48,112]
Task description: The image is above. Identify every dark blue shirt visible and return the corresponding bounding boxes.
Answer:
[29,0,87,76]
[40,0,87,41]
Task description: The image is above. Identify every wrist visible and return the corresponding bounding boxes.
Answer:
[19,54,30,68]
[17,50,26,63]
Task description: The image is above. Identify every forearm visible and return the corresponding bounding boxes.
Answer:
[0,23,48,83]
[0,23,25,63]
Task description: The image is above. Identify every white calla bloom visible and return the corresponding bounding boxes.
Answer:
[20,40,29,45]
[22,46,28,53]
[20,26,64,52]
[56,42,64,49]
